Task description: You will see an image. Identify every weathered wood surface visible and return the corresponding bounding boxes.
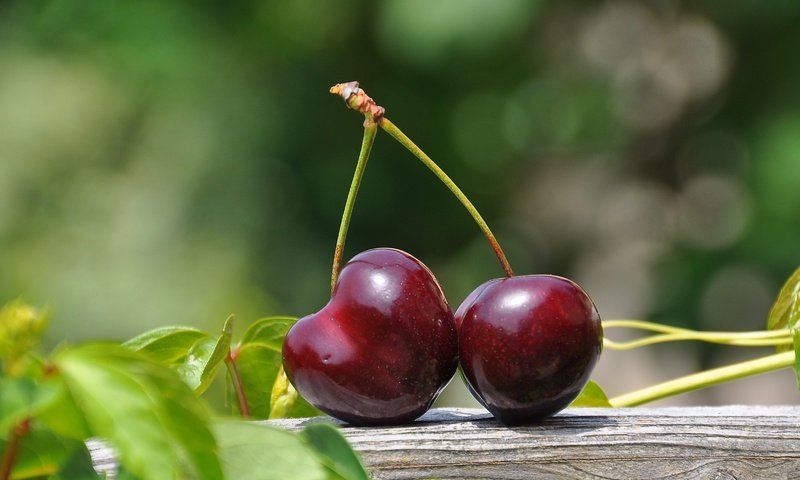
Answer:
[273,406,800,480]
[90,406,800,479]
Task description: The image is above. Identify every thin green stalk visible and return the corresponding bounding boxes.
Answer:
[604,319,793,338]
[379,118,514,278]
[330,121,378,292]
[608,350,795,407]
[604,334,793,350]
[602,319,793,350]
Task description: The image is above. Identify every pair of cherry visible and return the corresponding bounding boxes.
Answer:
[281,82,602,426]
[282,248,602,426]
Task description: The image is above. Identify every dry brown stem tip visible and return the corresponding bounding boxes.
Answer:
[329,81,385,121]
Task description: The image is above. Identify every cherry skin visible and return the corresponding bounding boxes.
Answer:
[282,247,458,426]
[455,275,602,425]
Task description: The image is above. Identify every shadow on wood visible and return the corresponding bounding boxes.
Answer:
[89,406,800,479]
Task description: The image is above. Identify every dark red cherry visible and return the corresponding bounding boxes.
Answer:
[456,275,602,425]
[282,247,458,426]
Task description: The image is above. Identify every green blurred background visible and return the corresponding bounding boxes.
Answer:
[2,0,799,406]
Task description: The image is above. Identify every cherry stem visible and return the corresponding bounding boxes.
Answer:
[608,350,795,407]
[1,417,31,480]
[225,351,251,419]
[329,81,514,278]
[379,118,514,278]
[330,120,378,292]
[603,319,794,350]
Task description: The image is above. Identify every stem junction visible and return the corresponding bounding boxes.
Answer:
[329,81,514,278]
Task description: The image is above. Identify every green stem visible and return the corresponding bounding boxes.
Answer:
[604,319,793,338]
[330,120,378,292]
[1,418,30,480]
[379,118,514,277]
[225,352,251,419]
[605,334,793,350]
[608,350,795,407]
[602,319,793,350]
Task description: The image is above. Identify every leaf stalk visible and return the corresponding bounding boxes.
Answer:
[225,351,251,419]
[1,417,31,480]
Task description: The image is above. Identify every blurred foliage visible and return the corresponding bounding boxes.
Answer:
[1,1,800,401]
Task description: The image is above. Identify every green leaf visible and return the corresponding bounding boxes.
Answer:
[124,326,210,364]
[195,314,234,395]
[212,419,327,480]
[767,266,800,351]
[289,395,323,418]
[175,337,219,392]
[570,380,612,407]
[124,317,233,395]
[232,316,305,419]
[36,381,92,441]
[231,343,278,418]
[0,378,60,436]
[302,423,369,480]
[1,426,92,479]
[269,366,298,419]
[55,343,223,480]
[50,443,102,480]
[114,467,139,480]
[240,316,297,349]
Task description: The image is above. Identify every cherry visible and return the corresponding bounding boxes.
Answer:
[282,247,458,426]
[455,275,603,425]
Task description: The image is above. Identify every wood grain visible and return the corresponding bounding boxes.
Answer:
[272,406,800,480]
[89,406,800,479]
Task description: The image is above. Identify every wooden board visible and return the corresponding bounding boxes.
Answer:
[89,406,800,479]
[272,406,800,479]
